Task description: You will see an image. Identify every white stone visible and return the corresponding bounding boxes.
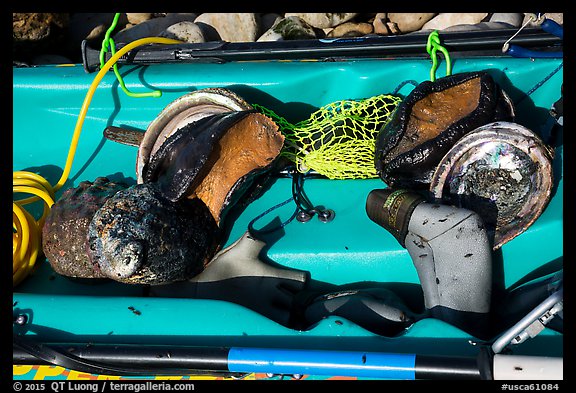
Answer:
[388,13,437,33]
[421,13,488,31]
[284,13,358,29]
[194,13,259,43]
[257,29,284,42]
[523,13,563,27]
[372,13,389,35]
[489,13,523,27]
[159,21,205,43]
[442,21,518,32]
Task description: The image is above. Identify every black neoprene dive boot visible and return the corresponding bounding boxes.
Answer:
[366,188,494,340]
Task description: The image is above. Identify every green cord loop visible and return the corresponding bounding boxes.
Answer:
[426,30,452,82]
[99,13,162,98]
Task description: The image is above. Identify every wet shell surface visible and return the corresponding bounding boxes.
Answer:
[87,182,220,285]
[42,177,128,279]
[104,87,284,227]
[429,121,554,250]
[90,88,284,284]
[144,110,285,226]
[375,71,515,188]
[136,87,254,184]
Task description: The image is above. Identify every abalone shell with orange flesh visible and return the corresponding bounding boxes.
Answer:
[144,111,285,227]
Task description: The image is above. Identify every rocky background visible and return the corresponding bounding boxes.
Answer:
[13,12,563,66]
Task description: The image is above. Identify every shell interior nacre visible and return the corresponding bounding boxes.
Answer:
[430,121,554,249]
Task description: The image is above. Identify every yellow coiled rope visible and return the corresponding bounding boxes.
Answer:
[12,36,181,287]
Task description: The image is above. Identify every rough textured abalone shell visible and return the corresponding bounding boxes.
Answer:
[42,177,128,279]
[87,182,221,285]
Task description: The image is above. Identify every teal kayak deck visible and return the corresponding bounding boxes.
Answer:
[13,57,563,362]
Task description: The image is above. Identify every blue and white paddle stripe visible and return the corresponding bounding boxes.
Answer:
[227,348,417,379]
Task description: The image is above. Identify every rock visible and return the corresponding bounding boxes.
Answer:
[125,13,153,25]
[13,13,69,42]
[194,13,260,42]
[440,22,512,32]
[421,13,488,31]
[489,13,523,28]
[159,21,206,43]
[285,13,358,29]
[257,29,283,42]
[327,22,373,38]
[257,16,318,42]
[13,13,71,62]
[16,12,562,66]
[388,13,436,33]
[442,21,519,32]
[542,13,563,25]
[386,22,401,35]
[372,13,389,35]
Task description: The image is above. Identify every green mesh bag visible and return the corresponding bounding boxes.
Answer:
[254,94,401,179]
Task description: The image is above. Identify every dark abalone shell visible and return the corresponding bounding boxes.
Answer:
[375,71,515,188]
[144,110,285,227]
[87,182,220,285]
[41,177,128,279]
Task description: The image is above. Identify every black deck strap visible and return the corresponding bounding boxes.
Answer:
[150,231,309,328]
[13,335,159,376]
[13,335,234,377]
[302,287,420,337]
[81,28,562,72]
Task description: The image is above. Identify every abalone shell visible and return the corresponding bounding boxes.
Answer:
[42,177,128,279]
[87,182,220,285]
[375,71,515,188]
